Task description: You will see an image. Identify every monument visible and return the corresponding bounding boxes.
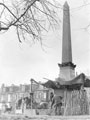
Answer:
[58,1,76,81]
[43,1,90,116]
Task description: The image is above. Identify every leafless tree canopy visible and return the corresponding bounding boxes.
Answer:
[0,0,61,43]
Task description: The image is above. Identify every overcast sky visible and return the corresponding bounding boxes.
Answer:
[0,0,90,86]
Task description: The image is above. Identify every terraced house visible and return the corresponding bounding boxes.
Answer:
[0,81,53,114]
[0,84,31,112]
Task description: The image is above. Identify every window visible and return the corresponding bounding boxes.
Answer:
[8,94,11,102]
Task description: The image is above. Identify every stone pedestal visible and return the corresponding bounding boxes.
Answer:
[58,62,76,80]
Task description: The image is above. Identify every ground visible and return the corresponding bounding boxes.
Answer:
[0,114,90,120]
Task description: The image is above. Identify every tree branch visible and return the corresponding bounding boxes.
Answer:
[0,0,38,31]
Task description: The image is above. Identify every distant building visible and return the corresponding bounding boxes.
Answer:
[0,84,31,112]
[34,84,53,103]
[0,82,53,113]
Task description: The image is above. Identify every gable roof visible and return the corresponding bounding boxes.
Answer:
[56,73,85,85]
[42,73,90,89]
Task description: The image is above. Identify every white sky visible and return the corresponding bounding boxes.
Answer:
[0,0,90,86]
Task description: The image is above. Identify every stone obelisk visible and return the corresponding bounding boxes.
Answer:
[58,1,76,80]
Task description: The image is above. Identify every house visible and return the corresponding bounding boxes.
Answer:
[0,81,53,114]
[0,84,31,113]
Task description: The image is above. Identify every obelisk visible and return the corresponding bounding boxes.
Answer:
[58,1,76,80]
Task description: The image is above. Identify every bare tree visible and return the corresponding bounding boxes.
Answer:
[0,0,61,44]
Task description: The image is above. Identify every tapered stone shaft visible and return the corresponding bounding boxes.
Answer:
[62,1,72,63]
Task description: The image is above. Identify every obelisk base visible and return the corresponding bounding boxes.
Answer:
[58,62,76,81]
